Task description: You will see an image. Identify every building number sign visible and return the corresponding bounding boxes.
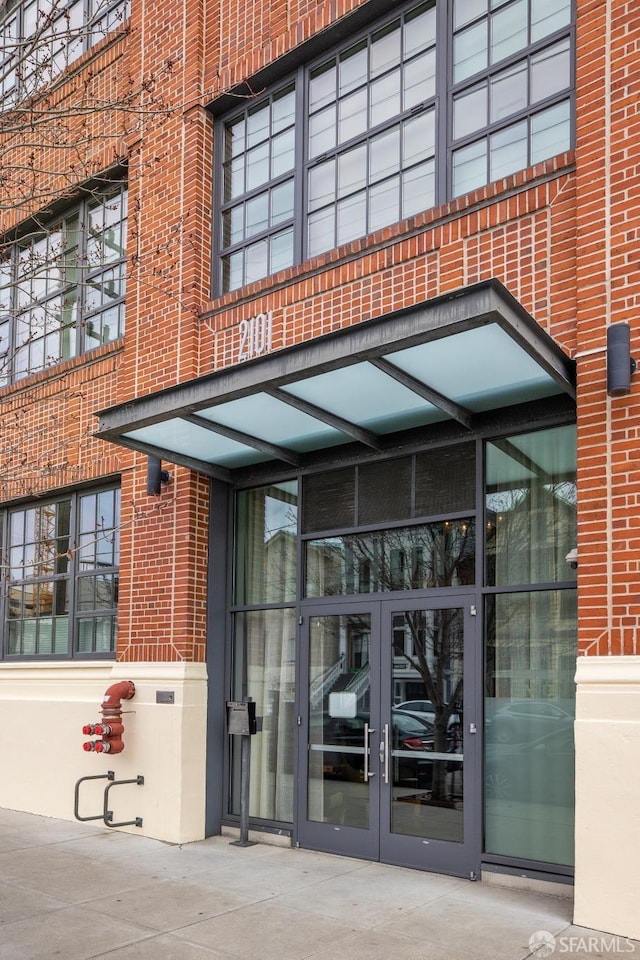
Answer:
[238,311,273,362]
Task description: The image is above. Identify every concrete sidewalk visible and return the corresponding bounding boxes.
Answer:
[0,808,636,960]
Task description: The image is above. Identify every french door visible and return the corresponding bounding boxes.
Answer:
[296,596,480,878]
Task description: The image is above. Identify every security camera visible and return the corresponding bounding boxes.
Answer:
[565,548,578,570]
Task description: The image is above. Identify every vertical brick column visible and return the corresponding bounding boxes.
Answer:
[573,0,640,938]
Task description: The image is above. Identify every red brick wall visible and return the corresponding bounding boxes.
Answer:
[0,347,126,503]
[0,4,212,664]
[117,466,210,663]
[199,159,577,371]
[4,0,639,662]
[573,0,640,656]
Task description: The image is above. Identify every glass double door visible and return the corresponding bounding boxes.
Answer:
[297,597,479,877]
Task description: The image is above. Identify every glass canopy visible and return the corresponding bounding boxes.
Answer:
[96,282,575,481]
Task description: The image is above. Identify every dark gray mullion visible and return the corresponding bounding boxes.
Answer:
[11,517,29,654]
[8,247,17,384]
[68,492,79,658]
[292,474,303,833]
[398,111,406,221]
[331,151,339,250]
[365,134,372,236]
[212,116,225,296]
[332,57,340,251]
[75,198,88,359]
[294,65,305,267]
[436,0,450,204]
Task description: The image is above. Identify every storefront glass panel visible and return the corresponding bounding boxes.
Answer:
[484,589,576,866]
[231,480,298,823]
[230,607,297,822]
[227,420,577,875]
[485,423,577,868]
[485,424,577,586]
[234,481,298,604]
[305,520,475,597]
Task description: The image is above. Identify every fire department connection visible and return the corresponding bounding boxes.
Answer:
[82,680,135,754]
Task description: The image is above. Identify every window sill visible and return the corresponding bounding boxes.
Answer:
[0,660,115,675]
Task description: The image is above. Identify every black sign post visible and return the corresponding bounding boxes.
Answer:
[226,700,258,847]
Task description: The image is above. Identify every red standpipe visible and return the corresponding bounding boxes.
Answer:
[82,680,135,754]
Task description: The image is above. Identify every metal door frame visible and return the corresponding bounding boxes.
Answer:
[295,594,481,879]
[296,599,381,861]
[378,595,481,879]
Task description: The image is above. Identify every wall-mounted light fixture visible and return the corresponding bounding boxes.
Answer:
[146,456,171,495]
[607,323,636,397]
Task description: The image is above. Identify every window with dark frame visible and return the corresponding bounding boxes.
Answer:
[0,182,127,385]
[221,85,297,292]
[451,0,572,196]
[306,2,437,258]
[216,0,573,294]
[1,486,120,658]
[0,0,131,108]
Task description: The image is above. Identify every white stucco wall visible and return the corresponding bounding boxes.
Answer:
[574,655,640,940]
[0,661,208,843]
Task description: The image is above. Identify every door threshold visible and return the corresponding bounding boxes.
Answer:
[221,825,292,848]
[482,867,573,900]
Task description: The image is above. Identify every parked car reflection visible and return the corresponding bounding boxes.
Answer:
[485,699,573,744]
[395,699,461,734]
[315,711,431,778]
[316,710,460,789]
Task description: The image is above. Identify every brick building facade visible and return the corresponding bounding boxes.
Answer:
[0,0,638,939]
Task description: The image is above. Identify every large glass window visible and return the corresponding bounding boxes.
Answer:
[0,183,127,385]
[1,486,120,658]
[306,521,475,597]
[217,0,573,293]
[228,424,577,877]
[484,424,576,867]
[221,86,296,291]
[306,2,436,258]
[234,480,298,605]
[0,0,131,108]
[230,608,297,822]
[230,481,298,823]
[484,589,576,866]
[485,423,577,586]
[451,0,572,196]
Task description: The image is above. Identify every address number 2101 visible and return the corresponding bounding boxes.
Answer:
[238,311,273,362]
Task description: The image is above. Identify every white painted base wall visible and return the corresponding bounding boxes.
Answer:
[0,661,208,843]
[5,649,640,931]
[574,655,640,940]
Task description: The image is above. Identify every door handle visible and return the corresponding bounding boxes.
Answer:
[363,723,376,782]
[380,724,389,784]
